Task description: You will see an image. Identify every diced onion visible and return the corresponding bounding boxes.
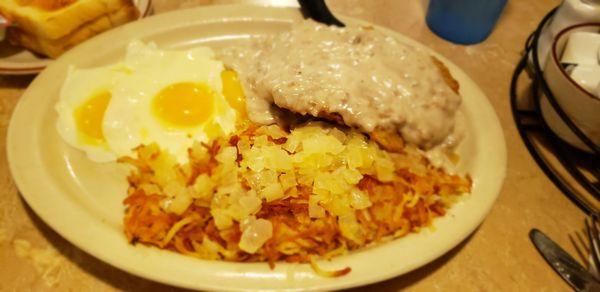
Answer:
[239,218,273,254]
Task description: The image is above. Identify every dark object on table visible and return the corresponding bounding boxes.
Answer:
[298,0,344,27]
[510,7,599,215]
[426,0,507,45]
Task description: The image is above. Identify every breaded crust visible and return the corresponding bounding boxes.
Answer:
[13,0,76,11]
[431,56,459,94]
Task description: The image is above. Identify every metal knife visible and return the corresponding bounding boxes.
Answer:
[530,229,600,291]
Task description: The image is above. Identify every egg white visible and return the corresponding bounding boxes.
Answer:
[56,64,126,162]
[102,40,237,163]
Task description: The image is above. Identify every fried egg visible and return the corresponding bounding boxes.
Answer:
[56,64,126,162]
[102,41,238,163]
[56,40,246,163]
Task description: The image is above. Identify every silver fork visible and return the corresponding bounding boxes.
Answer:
[571,213,600,280]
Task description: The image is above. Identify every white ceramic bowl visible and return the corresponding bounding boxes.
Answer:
[541,23,600,152]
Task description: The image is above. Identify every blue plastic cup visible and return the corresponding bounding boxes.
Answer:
[426,0,508,45]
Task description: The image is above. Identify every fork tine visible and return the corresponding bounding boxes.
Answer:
[585,216,600,279]
[570,233,589,268]
[591,215,600,258]
[576,229,591,254]
[593,214,600,242]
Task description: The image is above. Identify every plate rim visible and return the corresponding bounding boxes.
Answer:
[7,4,507,291]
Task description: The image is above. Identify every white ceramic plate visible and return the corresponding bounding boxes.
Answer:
[0,0,153,75]
[7,5,506,291]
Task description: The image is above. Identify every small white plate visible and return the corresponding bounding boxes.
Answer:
[0,0,153,75]
[7,5,506,291]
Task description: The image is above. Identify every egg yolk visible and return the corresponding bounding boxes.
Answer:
[221,70,247,118]
[152,82,214,128]
[73,90,111,145]
[204,120,224,140]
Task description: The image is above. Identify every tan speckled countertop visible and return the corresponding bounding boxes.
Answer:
[0,0,585,291]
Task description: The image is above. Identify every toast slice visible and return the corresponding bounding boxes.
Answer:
[7,4,138,58]
[0,0,137,40]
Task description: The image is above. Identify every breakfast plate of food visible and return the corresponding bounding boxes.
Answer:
[0,0,152,75]
[7,4,506,291]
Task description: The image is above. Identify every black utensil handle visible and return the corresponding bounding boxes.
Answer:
[298,0,345,27]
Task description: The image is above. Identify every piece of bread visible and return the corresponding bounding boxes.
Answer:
[0,0,137,40]
[7,4,138,58]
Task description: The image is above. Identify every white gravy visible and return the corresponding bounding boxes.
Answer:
[219,20,462,149]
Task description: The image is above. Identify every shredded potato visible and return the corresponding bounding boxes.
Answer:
[121,122,471,276]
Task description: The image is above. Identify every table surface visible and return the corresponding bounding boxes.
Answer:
[0,0,585,291]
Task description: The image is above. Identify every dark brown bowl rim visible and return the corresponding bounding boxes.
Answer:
[550,22,600,102]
